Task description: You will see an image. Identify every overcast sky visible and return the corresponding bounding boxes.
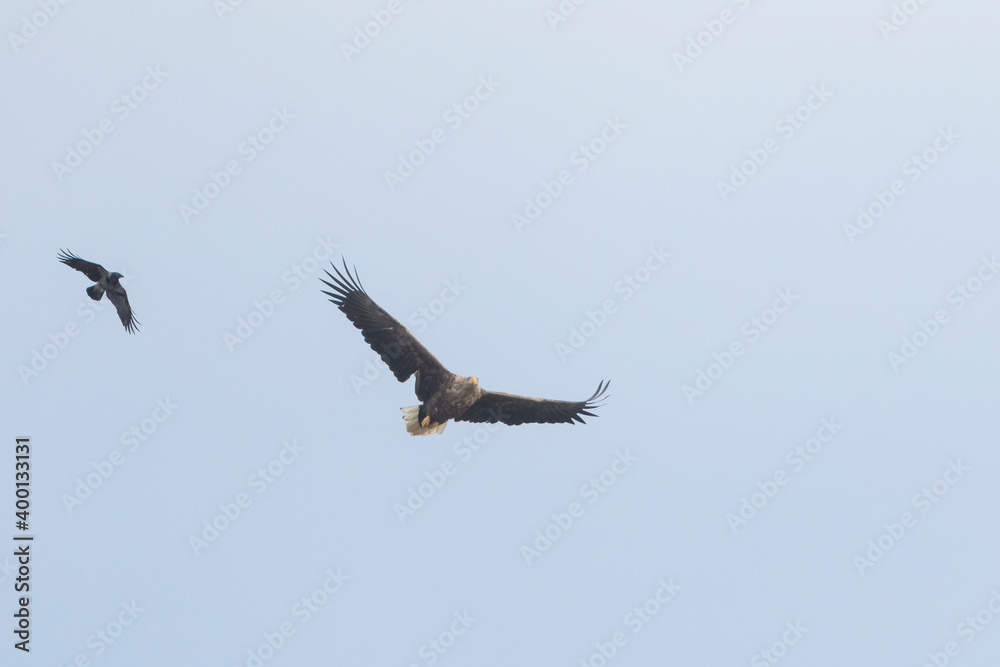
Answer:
[3,0,1000,665]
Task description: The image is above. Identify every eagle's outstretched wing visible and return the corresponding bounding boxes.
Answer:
[106,288,139,334]
[58,249,106,282]
[321,259,453,401]
[458,380,609,426]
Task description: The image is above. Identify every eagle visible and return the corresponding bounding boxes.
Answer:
[58,249,140,334]
[321,259,608,435]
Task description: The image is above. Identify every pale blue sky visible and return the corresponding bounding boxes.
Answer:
[3,1,1000,665]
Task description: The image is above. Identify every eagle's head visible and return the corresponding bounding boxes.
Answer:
[107,272,124,285]
[457,375,481,399]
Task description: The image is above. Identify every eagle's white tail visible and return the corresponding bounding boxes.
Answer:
[401,406,447,436]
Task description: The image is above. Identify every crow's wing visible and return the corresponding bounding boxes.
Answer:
[458,380,609,426]
[321,259,453,401]
[57,249,106,283]
[105,287,139,334]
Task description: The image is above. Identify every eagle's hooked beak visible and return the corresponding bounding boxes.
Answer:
[472,376,478,386]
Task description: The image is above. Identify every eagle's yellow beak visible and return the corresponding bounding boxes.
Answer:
[472,376,478,386]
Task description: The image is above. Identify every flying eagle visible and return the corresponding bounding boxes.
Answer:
[58,249,139,334]
[321,260,608,435]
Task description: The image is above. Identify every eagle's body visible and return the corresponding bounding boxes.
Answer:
[57,249,139,334]
[321,260,608,435]
[417,374,481,433]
